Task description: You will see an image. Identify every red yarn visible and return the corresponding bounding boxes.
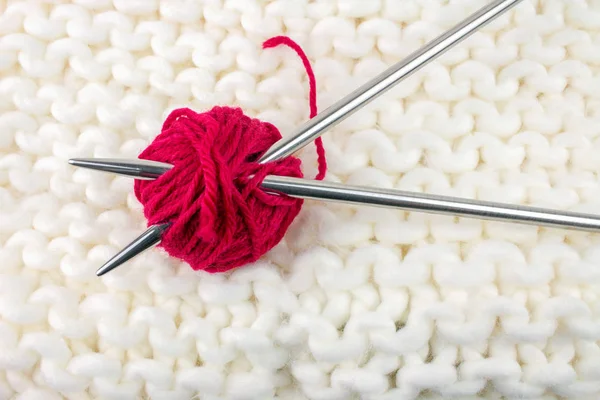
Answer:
[263,36,327,180]
[134,36,326,273]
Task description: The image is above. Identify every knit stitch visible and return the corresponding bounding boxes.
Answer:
[3,1,600,399]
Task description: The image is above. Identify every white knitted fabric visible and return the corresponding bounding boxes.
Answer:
[2,0,600,399]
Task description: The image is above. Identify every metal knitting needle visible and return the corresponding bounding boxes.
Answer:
[97,222,171,275]
[73,0,525,276]
[259,0,524,163]
[72,158,600,231]
[69,158,171,180]
[69,158,174,276]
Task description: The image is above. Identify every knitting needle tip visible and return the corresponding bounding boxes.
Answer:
[96,222,171,276]
[69,157,172,180]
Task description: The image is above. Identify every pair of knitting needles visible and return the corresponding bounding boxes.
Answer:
[71,0,600,277]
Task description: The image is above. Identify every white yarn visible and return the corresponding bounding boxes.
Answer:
[2,0,600,399]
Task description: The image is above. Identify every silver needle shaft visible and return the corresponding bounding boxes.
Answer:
[261,176,600,233]
[72,158,600,235]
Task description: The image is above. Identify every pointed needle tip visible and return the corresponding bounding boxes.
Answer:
[93,223,169,277]
[66,157,172,180]
[95,257,122,277]
[96,265,110,277]
[68,158,89,167]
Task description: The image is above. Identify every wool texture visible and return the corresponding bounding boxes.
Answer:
[8,1,600,399]
[133,37,326,273]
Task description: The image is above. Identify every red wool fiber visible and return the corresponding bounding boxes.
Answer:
[134,36,326,273]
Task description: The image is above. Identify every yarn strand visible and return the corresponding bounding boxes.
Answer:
[262,36,327,181]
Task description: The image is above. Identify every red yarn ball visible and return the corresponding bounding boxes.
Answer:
[134,106,305,273]
[133,35,326,273]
